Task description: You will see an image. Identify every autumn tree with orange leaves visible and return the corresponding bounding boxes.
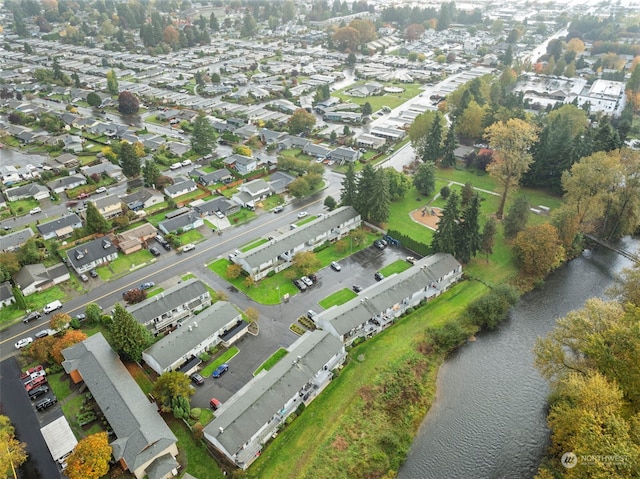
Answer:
[65,432,112,479]
[52,330,88,364]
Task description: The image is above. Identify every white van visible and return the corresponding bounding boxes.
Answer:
[43,300,63,314]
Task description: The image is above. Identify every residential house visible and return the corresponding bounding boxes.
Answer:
[116,223,158,254]
[164,179,197,199]
[316,253,462,345]
[223,154,258,176]
[0,281,15,308]
[126,278,212,334]
[190,168,233,187]
[193,197,239,217]
[232,206,361,280]
[4,183,50,202]
[203,330,346,469]
[356,133,386,150]
[369,125,406,142]
[0,228,35,252]
[302,143,332,159]
[166,142,190,157]
[54,153,80,169]
[47,174,87,194]
[158,212,203,235]
[81,162,123,180]
[36,213,83,240]
[62,334,179,479]
[66,236,118,274]
[323,111,362,124]
[329,147,360,165]
[231,178,272,209]
[142,301,247,375]
[0,165,21,185]
[268,171,296,194]
[91,194,123,220]
[14,263,70,296]
[122,189,164,211]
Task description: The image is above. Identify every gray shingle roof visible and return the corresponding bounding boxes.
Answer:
[0,227,34,252]
[164,179,197,196]
[203,330,342,456]
[322,253,462,336]
[4,183,50,201]
[236,206,360,271]
[61,334,177,473]
[66,236,117,270]
[143,302,242,371]
[36,213,83,236]
[158,212,201,233]
[126,278,209,326]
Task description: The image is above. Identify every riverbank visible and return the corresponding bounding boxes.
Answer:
[246,280,487,478]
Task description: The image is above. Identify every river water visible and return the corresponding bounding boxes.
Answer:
[398,238,638,479]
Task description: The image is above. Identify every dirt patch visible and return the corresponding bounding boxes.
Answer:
[332,435,349,451]
[410,206,442,230]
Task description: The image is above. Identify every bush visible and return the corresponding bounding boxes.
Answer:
[465,284,519,330]
[266,270,276,277]
[427,321,467,353]
[190,408,202,420]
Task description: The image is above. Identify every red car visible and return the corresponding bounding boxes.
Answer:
[77,192,90,200]
[25,376,47,391]
[210,398,222,410]
[20,365,44,380]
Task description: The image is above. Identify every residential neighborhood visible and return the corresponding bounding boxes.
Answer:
[1,0,639,478]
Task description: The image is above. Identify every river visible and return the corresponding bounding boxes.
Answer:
[398,237,638,479]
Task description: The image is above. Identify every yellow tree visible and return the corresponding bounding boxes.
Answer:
[485,118,538,218]
[52,330,88,364]
[512,223,565,280]
[65,432,112,479]
[292,251,321,276]
[50,312,72,331]
[245,307,259,323]
[0,415,28,475]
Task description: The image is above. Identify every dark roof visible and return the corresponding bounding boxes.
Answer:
[61,334,177,473]
[159,212,201,233]
[0,281,13,302]
[0,228,35,252]
[66,236,117,269]
[15,263,68,290]
[193,197,235,215]
[36,213,83,236]
[164,179,197,196]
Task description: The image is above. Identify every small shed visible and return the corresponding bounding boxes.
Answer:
[40,416,78,465]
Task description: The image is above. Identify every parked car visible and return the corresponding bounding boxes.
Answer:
[43,300,63,314]
[161,242,172,251]
[374,272,385,281]
[181,159,192,167]
[293,279,307,291]
[307,310,317,320]
[182,243,195,252]
[211,364,229,378]
[210,397,222,410]
[35,329,54,339]
[25,376,47,391]
[330,261,342,272]
[308,273,317,283]
[35,395,57,411]
[80,274,89,282]
[23,311,41,323]
[301,276,313,287]
[89,269,98,278]
[149,246,161,256]
[170,162,182,170]
[406,256,417,265]
[29,207,42,215]
[15,337,33,349]
[140,282,155,290]
[28,385,49,399]
[95,186,107,194]
[215,210,225,219]
[77,192,90,200]
[75,313,86,321]
[373,239,387,250]
[297,211,308,218]
[353,284,363,293]
[190,373,205,385]
[273,205,283,213]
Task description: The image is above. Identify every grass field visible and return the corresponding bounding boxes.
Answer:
[318,288,357,309]
[241,238,269,252]
[97,249,154,280]
[0,286,67,327]
[201,346,240,377]
[253,348,288,376]
[378,259,412,277]
[178,229,205,245]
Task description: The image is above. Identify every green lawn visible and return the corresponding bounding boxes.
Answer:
[178,229,205,245]
[0,286,67,327]
[228,208,257,226]
[208,259,298,305]
[146,210,170,227]
[253,348,288,376]
[333,82,425,112]
[61,394,87,438]
[97,249,154,280]
[174,190,212,204]
[182,273,196,281]
[147,287,164,298]
[378,259,412,277]
[145,201,169,215]
[201,346,240,377]
[46,371,73,401]
[125,362,155,395]
[318,288,357,309]
[166,416,226,479]
[8,198,39,216]
[241,238,269,252]
[247,280,488,479]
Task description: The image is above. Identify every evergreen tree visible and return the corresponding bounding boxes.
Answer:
[593,116,622,153]
[190,111,217,155]
[355,163,377,220]
[362,102,372,117]
[210,12,219,31]
[109,304,153,362]
[340,162,357,207]
[413,161,436,196]
[457,194,482,263]
[480,217,497,262]
[503,195,530,240]
[142,160,161,188]
[461,182,475,208]
[430,191,461,256]
[119,141,140,178]
[367,168,390,224]
[423,113,443,162]
[12,286,27,310]
[85,202,110,234]
[441,120,458,168]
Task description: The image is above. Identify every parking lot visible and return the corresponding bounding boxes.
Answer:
[189,241,416,410]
